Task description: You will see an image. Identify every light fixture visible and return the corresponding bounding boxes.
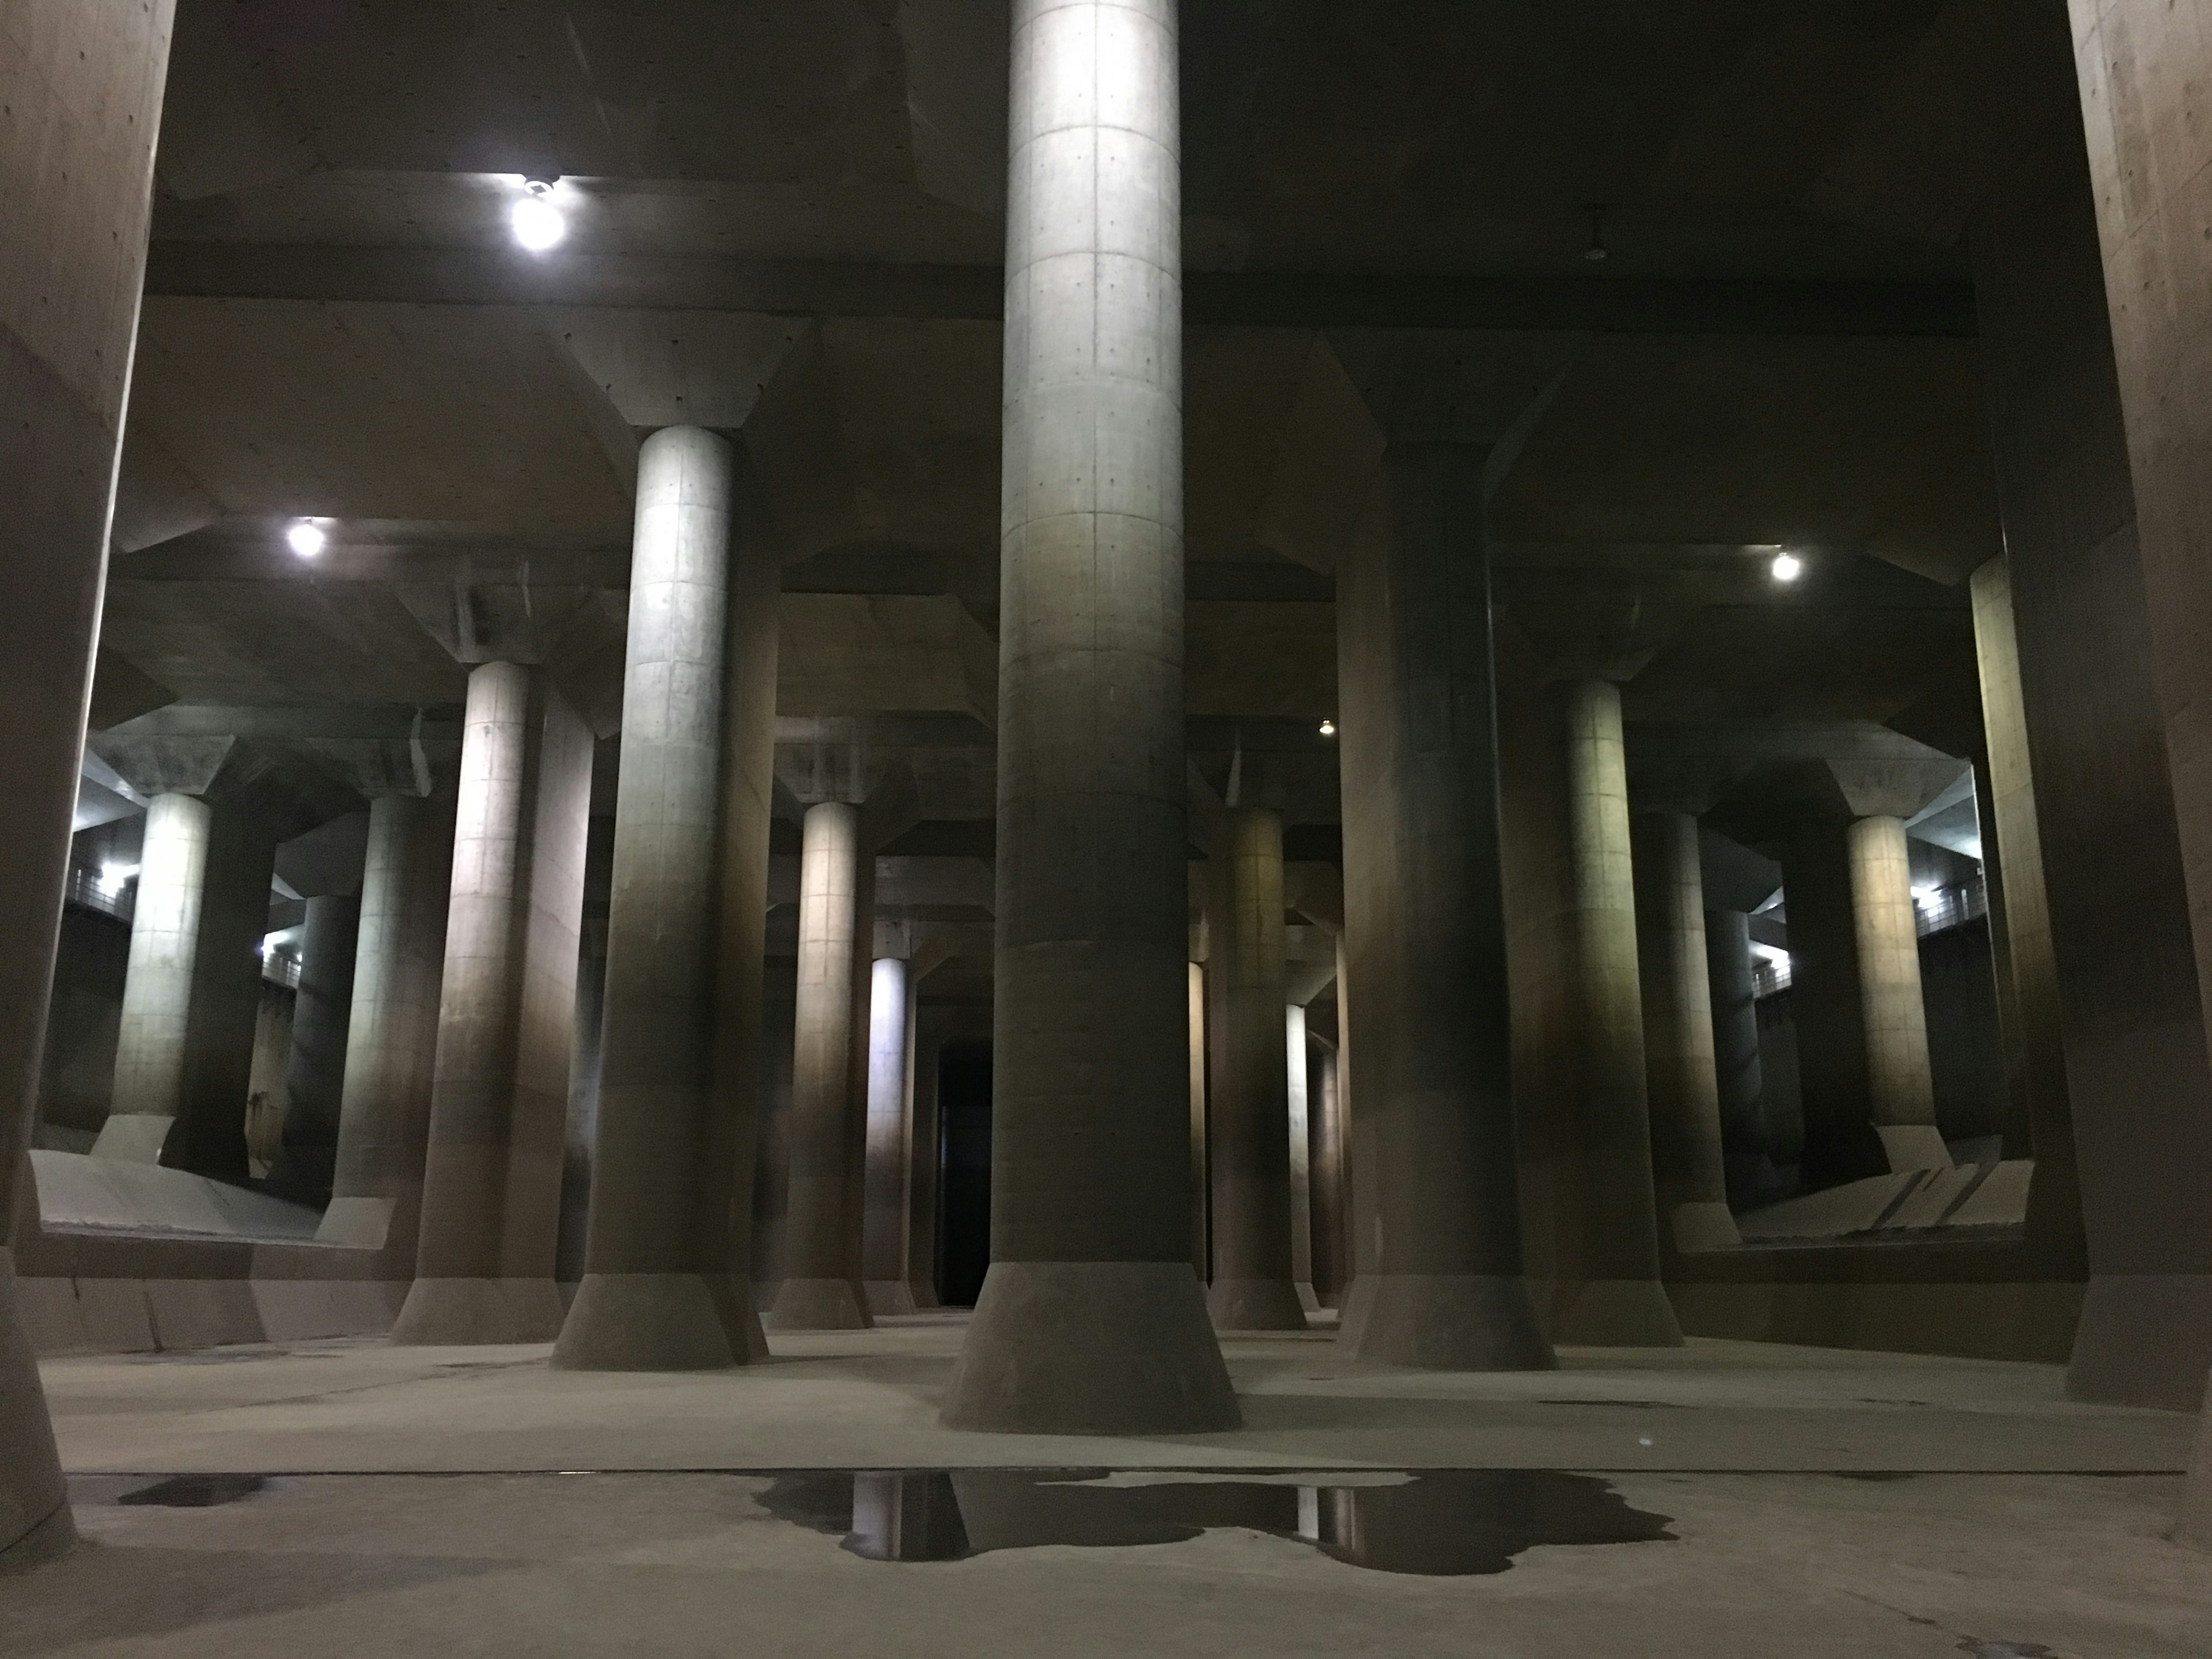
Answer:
[1319,719,1337,738]
[1770,551,1804,583]
[511,179,567,253]
[97,862,137,898]
[1912,884,1939,908]
[287,519,328,559]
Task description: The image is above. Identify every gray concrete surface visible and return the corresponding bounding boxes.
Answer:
[1633,809,1738,1253]
[318,792,456,1264]
[771,801,872,1332]
[1552,681,1681,1346]
[556,425,771,1372]
[1205,809,1305,1331]
[5,1462,2207,1658]
[95,795,211,1162]
[944,0,1236,1433]
[391,666,590,1346]
[1335,442,1552,1372]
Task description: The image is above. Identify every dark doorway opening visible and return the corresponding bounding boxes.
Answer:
[935,1040,992,1307]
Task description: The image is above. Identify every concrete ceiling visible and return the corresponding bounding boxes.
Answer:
[87,0,2073,929]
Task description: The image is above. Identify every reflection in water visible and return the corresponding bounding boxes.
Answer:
[758,1470,1673,1577]
[117,1474,270,1509]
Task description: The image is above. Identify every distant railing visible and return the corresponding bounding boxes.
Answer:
[1751,876,1990,1000]
[261,949,301,990]
[65,865,135,923]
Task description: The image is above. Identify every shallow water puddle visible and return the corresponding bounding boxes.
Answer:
[760,1469,1675,1577]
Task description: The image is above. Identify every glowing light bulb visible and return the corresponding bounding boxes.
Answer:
[1319,719,1337,738]
[512,185,567,253]
[287,520,328,559]
[1771,551,1804,584]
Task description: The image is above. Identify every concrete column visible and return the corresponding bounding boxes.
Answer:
[165,801,279,1185]
[1703,907,1769,1198]
[94,794,211,1161]
[1969,558,2084,1257]
[392,662,592,1344]
[1188,960,1208,1278]
[0,0,176,1567]
[1206,809,1305,1330]
[1553,681,1680,1346]
[770,802,872,1330]
[264,893,359,1203]
[2190,1394,2212,1548]
[1976,80,2212,1408]
[1335,444,1552,1371]
[1285,1004,1319,1312]
[906,1014,944,1310]
[1632,810,1739,1252]
[861,955,916,1316]
[942,0,1236,1432]
[1849,816,1945,1170]
[318,793,456,1263]
[556,426,775,1370]
[1310,1040,1346,1305]
[1783,816,1946,1188]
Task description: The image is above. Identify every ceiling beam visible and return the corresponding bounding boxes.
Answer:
[144,243,1978,339]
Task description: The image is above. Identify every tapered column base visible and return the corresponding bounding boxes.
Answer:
[552,1273,766,1370]
[2183,1399,2211,1550]
[942,1261,1240,1433]
[1554,1279,1686,1347]
[767,1278,873,1331]
[1206,1276,1310,1331]
[389,1277,565,1345]
[863,1281,918,1318]
[0,1253,72,1569]
[1337,1273,1554,1370]
[1668,1202,1743,1253]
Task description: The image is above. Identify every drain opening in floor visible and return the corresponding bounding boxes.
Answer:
[759,1470,1674,1577]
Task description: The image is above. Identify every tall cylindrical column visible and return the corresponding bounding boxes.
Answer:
[1632,810,1738,1252]
[1849,815,1946,1169]
[906,1014,944,1309]
[318,793,455,1263]
[1286,1004,1318,1311]
[770,802,871,1330]
[1335,444,1552,1370]
[392,662,592,1344]
[1188,959,1209,1278]
[1206,809,1304,1330]
[266,893,361,1203]
[1703,907,1770,1200]
[1551,682,1680,1346]
[557,426,774,1370]
[94,794,211,1162]
[1310,1041,1347,1305]
[861,955,916,1316]
[0,0,175,1567]
[942,0,1236,1431]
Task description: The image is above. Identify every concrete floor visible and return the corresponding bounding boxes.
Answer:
[7,1316,2207,1657]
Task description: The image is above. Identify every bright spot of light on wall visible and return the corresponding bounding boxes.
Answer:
[97,862,138,898]
[1319,719,1337,737]
[1770,551,1804,583]
[511,180,567,253]
[1912,884,1939,909]
[287,519,329,559]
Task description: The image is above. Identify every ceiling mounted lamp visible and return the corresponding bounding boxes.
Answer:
[286,518,329,559]
[1770,550,1804,583]
[511,175,568,253]
[1319,718,1337,738]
